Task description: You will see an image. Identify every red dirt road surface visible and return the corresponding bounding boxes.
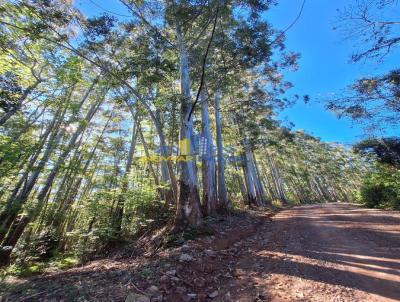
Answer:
[1,203,400,301]
[220,203,400,302]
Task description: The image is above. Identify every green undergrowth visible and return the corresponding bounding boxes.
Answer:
[0,253,79,279]
[271,199,286,209]
[1,202,298,280]
[356,165,400,210]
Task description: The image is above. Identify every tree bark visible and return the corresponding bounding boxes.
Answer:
[174,24,202,228]
[200,89,217,215]
[214,91,229,210]
[242,138,265,207]
[0,103,67,242]
[0,216,29,266]
[0,82,100,260]
[35,92,103,213]
[113,111,140,232]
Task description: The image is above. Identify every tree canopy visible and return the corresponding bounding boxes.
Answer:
[0,0,387,273]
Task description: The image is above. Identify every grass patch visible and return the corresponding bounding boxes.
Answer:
[271,199,285,209]
[0,253,79,279]
[49,255,79,270]
[1,263,46,279]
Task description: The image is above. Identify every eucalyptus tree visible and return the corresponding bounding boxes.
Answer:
[0,44,94,258]
[0,0,297,225]
[112,106,140,232]
[214,91,228,209]
[199,89,217,215]
[119,0,292,224]
[0,0,373,269]
[0,75,108,264]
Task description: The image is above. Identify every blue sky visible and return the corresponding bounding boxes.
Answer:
[267,0,399,144]
[75,0,399,145]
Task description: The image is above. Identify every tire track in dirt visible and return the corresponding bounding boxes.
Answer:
[215,203,400,302]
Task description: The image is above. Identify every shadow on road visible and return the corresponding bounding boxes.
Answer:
[230,203,400,301]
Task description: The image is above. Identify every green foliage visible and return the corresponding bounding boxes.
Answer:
[359,165,400,210]
[0,130,35,182]
[51,255,79,270]
[0,0,372,275]
[329,1,400,132]
[271,199,285,208]
[9,228,59,270]
[1,262,46,278]
[123,185,173,234]
[0,72,23,112]
[62,179,172,262]
[85,15,116,41]
[354,137,400,167]
[56,56,84,84]
[71,226,119,263]
[1,253,78,279]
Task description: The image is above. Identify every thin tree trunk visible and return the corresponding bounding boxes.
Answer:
[0,84,101,259]
[35,94,103,213]
[55,115,112,242]
[242,155,257,205]
[252,151,269,205]
[266,152,286,203]
[233,158,248,204]
[138,122,160,186]
[200,89,217,215]
[127,100,177,204]
[113,111,140,232]
[243,138,265,207]
[0,103,67,242]
[0,216,29,266]
[214,91,229,210]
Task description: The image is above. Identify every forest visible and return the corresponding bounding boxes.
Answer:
[0,0,399,301]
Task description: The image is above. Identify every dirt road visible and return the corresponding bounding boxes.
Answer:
[218,203,400,302]
[2,203,400,301]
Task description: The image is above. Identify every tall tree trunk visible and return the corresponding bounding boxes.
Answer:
[112,110,139,232]
[174,24,202,228]
[35,94,103,213]
[121,84,178,203]
[0,103,67,242]
[0,84,101,261]
[266,152,286,203]
[242,138,265,207]
[63,157,100,240]
[233,158,248,204]
[137,121,160,187]
[200,89,217,215]
[214,91,229,210]
[155,108,175,204]
[269,154,287,203]
[55,115,112,245]
[131,101,177,204]
[0,216,29,266]
[252,151,269,205]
